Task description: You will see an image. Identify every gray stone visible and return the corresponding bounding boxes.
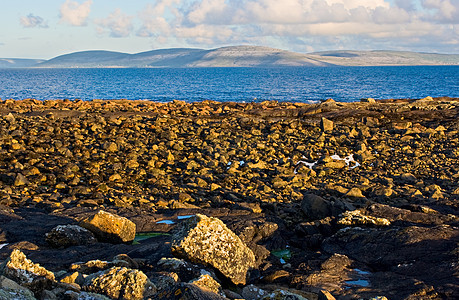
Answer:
[0,275,36,300]
[45,225,97,248]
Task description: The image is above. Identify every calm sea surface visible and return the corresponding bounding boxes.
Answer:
[0,66,458,103]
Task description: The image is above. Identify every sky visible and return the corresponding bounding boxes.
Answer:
[1,0,458,59]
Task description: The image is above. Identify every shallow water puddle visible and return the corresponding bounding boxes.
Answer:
[345,268,371,287]
[354,268,371,275]
[177,215,195,220]
[132,232,170,245]
[345,279,370,287]
[156,214,196,224]
[156,220,175,225]
[271,249,292,264]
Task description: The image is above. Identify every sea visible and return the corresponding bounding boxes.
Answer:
[0,66,458,103]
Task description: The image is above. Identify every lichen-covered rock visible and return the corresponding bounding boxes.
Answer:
[337,210,391,227]
[59,271,84,286]
[79,210,136,243]
[83,266,156,300]
[242,284,269,299]
[0,275,36,300]
[171,214,255,285]
[70,260,112,274]
[1,249,55,293]
[45,224,97,248]
[345,187,365,198]
[0,288,36,300]
[189,274,222,295]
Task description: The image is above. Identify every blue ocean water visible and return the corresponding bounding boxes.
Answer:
[0,66,457,103]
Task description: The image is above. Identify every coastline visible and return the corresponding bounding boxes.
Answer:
[0,97,458,299]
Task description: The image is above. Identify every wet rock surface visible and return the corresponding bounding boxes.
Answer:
[0,98,458,299]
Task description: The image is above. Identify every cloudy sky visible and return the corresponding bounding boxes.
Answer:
[1,0,458,58]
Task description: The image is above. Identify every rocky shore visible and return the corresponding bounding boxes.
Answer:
[0,97,458,299]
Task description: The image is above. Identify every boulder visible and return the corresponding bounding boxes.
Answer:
[157,257,217,283]
[171,214,255,285]
[83,266,156,300]
[0,249,55,293]
[45,224,97,248]
[301,194,331,220]
[14,173,29,186]
[79,210,136,243]
[70,260,113,274]
[0,275,36,300]
[242,284,268,299]
[0,288,36,300]
[345,187,365,198]
[361,98,376,103]
[189,274,222,295]
[320,117,334,132]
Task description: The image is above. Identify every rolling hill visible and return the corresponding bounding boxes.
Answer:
[1,46,459,68]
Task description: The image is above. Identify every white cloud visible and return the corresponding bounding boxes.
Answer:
[422,0,458,21]
[20,14,48,28]
[59,0,92,26]
[137,3,174,38]
[187,0,230,24]
[129,0,459,52]
[95,9,134,38]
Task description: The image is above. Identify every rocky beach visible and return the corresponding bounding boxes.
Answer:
[0,97,458,299]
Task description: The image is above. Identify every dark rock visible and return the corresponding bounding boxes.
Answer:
[322,225,459,297]
[0,275,36,300]
[301,194,331,220]
[45,225,97,248]
[157,282,227,300]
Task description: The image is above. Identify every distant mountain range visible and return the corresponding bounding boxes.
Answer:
[2,46,459,68]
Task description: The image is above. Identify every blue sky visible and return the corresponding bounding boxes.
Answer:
[1,0,458,59]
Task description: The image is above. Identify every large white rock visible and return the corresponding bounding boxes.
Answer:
[171,214,255,285]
